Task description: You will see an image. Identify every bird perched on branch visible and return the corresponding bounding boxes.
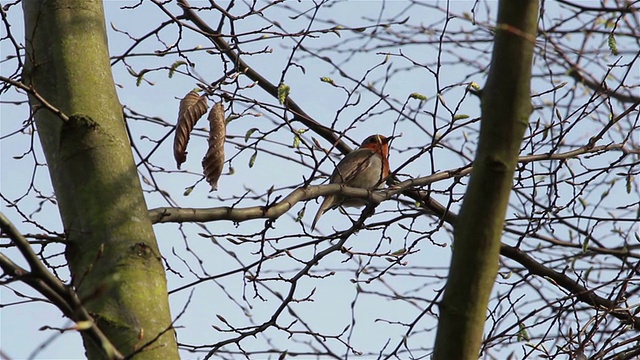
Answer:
[311,134,392,230]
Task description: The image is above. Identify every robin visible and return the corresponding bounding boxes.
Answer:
[311,134,392,230]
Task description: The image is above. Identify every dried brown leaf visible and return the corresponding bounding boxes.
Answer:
[173,90,209,169]
[202,102,226,191]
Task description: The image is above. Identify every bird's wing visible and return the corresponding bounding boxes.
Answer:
[331,148,382,185]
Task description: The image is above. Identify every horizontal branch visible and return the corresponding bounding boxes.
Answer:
[149,140,631,224]
[149,182,399,224]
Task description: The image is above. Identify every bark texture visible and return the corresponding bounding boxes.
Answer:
[433,1,539,359]
[22,1,179,358]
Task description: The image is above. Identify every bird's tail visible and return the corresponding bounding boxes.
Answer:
[311,195,334,231]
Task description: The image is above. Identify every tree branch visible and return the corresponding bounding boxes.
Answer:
[0,212,124,360]
[175,0,353,154]
[0,75,69,122]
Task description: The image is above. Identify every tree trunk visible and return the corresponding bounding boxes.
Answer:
[433,1,539,359]
[22,0,179,358]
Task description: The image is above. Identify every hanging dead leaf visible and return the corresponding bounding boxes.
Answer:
[173,90,208,169]
[202,102,226,191]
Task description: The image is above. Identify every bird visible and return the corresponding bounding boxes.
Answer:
[311,134,392,230]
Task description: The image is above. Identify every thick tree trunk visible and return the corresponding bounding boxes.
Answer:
[22,0,179,358]
[433,1,539,359]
